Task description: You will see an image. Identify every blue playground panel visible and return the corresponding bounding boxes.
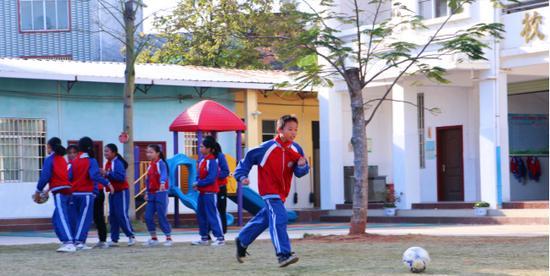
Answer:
[167,154,234,226]
[227,186,298,222]
[167,153,297,224]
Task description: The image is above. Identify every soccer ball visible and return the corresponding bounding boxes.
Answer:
[32,192,49,204]
[403,247,430,273]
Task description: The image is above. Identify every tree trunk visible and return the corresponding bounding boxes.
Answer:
[123,0,136,219]
[346,68,369,235]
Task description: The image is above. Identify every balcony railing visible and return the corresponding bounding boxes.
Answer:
[503,0,549,14]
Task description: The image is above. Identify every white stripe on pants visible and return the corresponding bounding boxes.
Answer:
[55,193,73,241]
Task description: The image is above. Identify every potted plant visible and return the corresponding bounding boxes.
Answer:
[383,185,399,216]
[383,202,397,216]
[473,201,490,216]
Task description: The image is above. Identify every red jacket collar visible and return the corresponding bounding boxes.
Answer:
[203,154,215,160]
[275,136,292,148]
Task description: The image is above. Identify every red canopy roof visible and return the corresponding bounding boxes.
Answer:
[169,100,246,132]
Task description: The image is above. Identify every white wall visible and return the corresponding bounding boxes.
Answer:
[0,182,54,218]
[420,85,479,202]
[341,87,393,180]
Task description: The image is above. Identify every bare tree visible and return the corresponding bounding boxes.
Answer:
[93,0,152,219]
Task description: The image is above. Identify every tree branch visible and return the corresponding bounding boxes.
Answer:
[353,0,364,82]
[98,0,125,29]
[364,4,459,126]
[94,26,126,44]
[361,48,460,88]
[134,36,152,58]
[363,97,441,115]
[361,0,383,83]
[301,0,332,30]
[303,44,347,80]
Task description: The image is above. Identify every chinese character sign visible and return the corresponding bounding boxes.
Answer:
[521,11,545,43]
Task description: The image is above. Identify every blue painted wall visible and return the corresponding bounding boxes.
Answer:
[0,78,238,159]
[0,77,241,218]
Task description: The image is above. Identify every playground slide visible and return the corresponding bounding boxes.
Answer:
[228,187,298,222]
[222,155,297,222]
[166,154,234,226]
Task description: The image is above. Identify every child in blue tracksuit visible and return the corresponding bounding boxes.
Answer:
[102,143,136,247]
[69,137,113,250]
[203,136,230,234]
[191,138,225,246]
[34,137,75,253]
[143,144,172,247]
[234,115,309,267]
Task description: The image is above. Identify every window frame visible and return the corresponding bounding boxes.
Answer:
[0,118,47,184]
[261,120,278,142]
[418,0,461,20]
[18,0,71,33]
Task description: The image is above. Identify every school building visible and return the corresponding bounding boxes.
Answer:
[0,58,320,222]
[0,1,548,229]
[319,0,549,215]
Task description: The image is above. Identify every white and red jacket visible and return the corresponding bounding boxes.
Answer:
[195,154,219,194]
[36,153,71,195]
[69,152,109,194]
[146,158,168,193]
[104,157,129,192]
[234,136,309,202]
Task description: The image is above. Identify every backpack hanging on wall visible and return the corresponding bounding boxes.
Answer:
[510,157,527,182]
[527,156,541,182]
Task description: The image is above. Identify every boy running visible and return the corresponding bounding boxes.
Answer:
[234,115,309,267]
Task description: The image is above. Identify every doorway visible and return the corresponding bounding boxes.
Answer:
[312,121,320,208]
[436,126,465,201]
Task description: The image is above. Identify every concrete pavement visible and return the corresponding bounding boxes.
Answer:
[0,223,547,246]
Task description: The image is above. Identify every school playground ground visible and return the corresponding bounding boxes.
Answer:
[0,223,548,276]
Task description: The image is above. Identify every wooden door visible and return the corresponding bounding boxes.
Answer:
[436,126,465,201]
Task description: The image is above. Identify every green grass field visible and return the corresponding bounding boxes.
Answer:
[0,234,547,276]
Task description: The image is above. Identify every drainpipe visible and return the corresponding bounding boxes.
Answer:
[493,6,503,209]
[98,3,103,61]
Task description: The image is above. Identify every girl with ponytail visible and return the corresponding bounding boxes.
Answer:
[143,144,172,247]
[100,143,135,247]
[69,137,113,250]
[202,136,230,235]
[35,137,75,252]
[191,137,225,246]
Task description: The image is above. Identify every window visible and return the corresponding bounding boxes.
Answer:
[0,118,46,183]
[418,0,461,19]
[183,133,198,157]
[240,118,246,155]
[262,120,277,142]
[183,132,211,157]
[19,0,70,32]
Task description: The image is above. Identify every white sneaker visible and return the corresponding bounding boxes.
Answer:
[164,240,173,247]
[57,243,76,253]
[128,237,136,247]
[211,240,225,247]
[143,239,159,247]
[107,241,119,247]
[94,241,109,249]
[76,243,92,251]
[191,240,209,246]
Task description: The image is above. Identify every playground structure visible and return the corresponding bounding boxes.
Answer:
[133,100,297,226]
[168,100,245,226]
